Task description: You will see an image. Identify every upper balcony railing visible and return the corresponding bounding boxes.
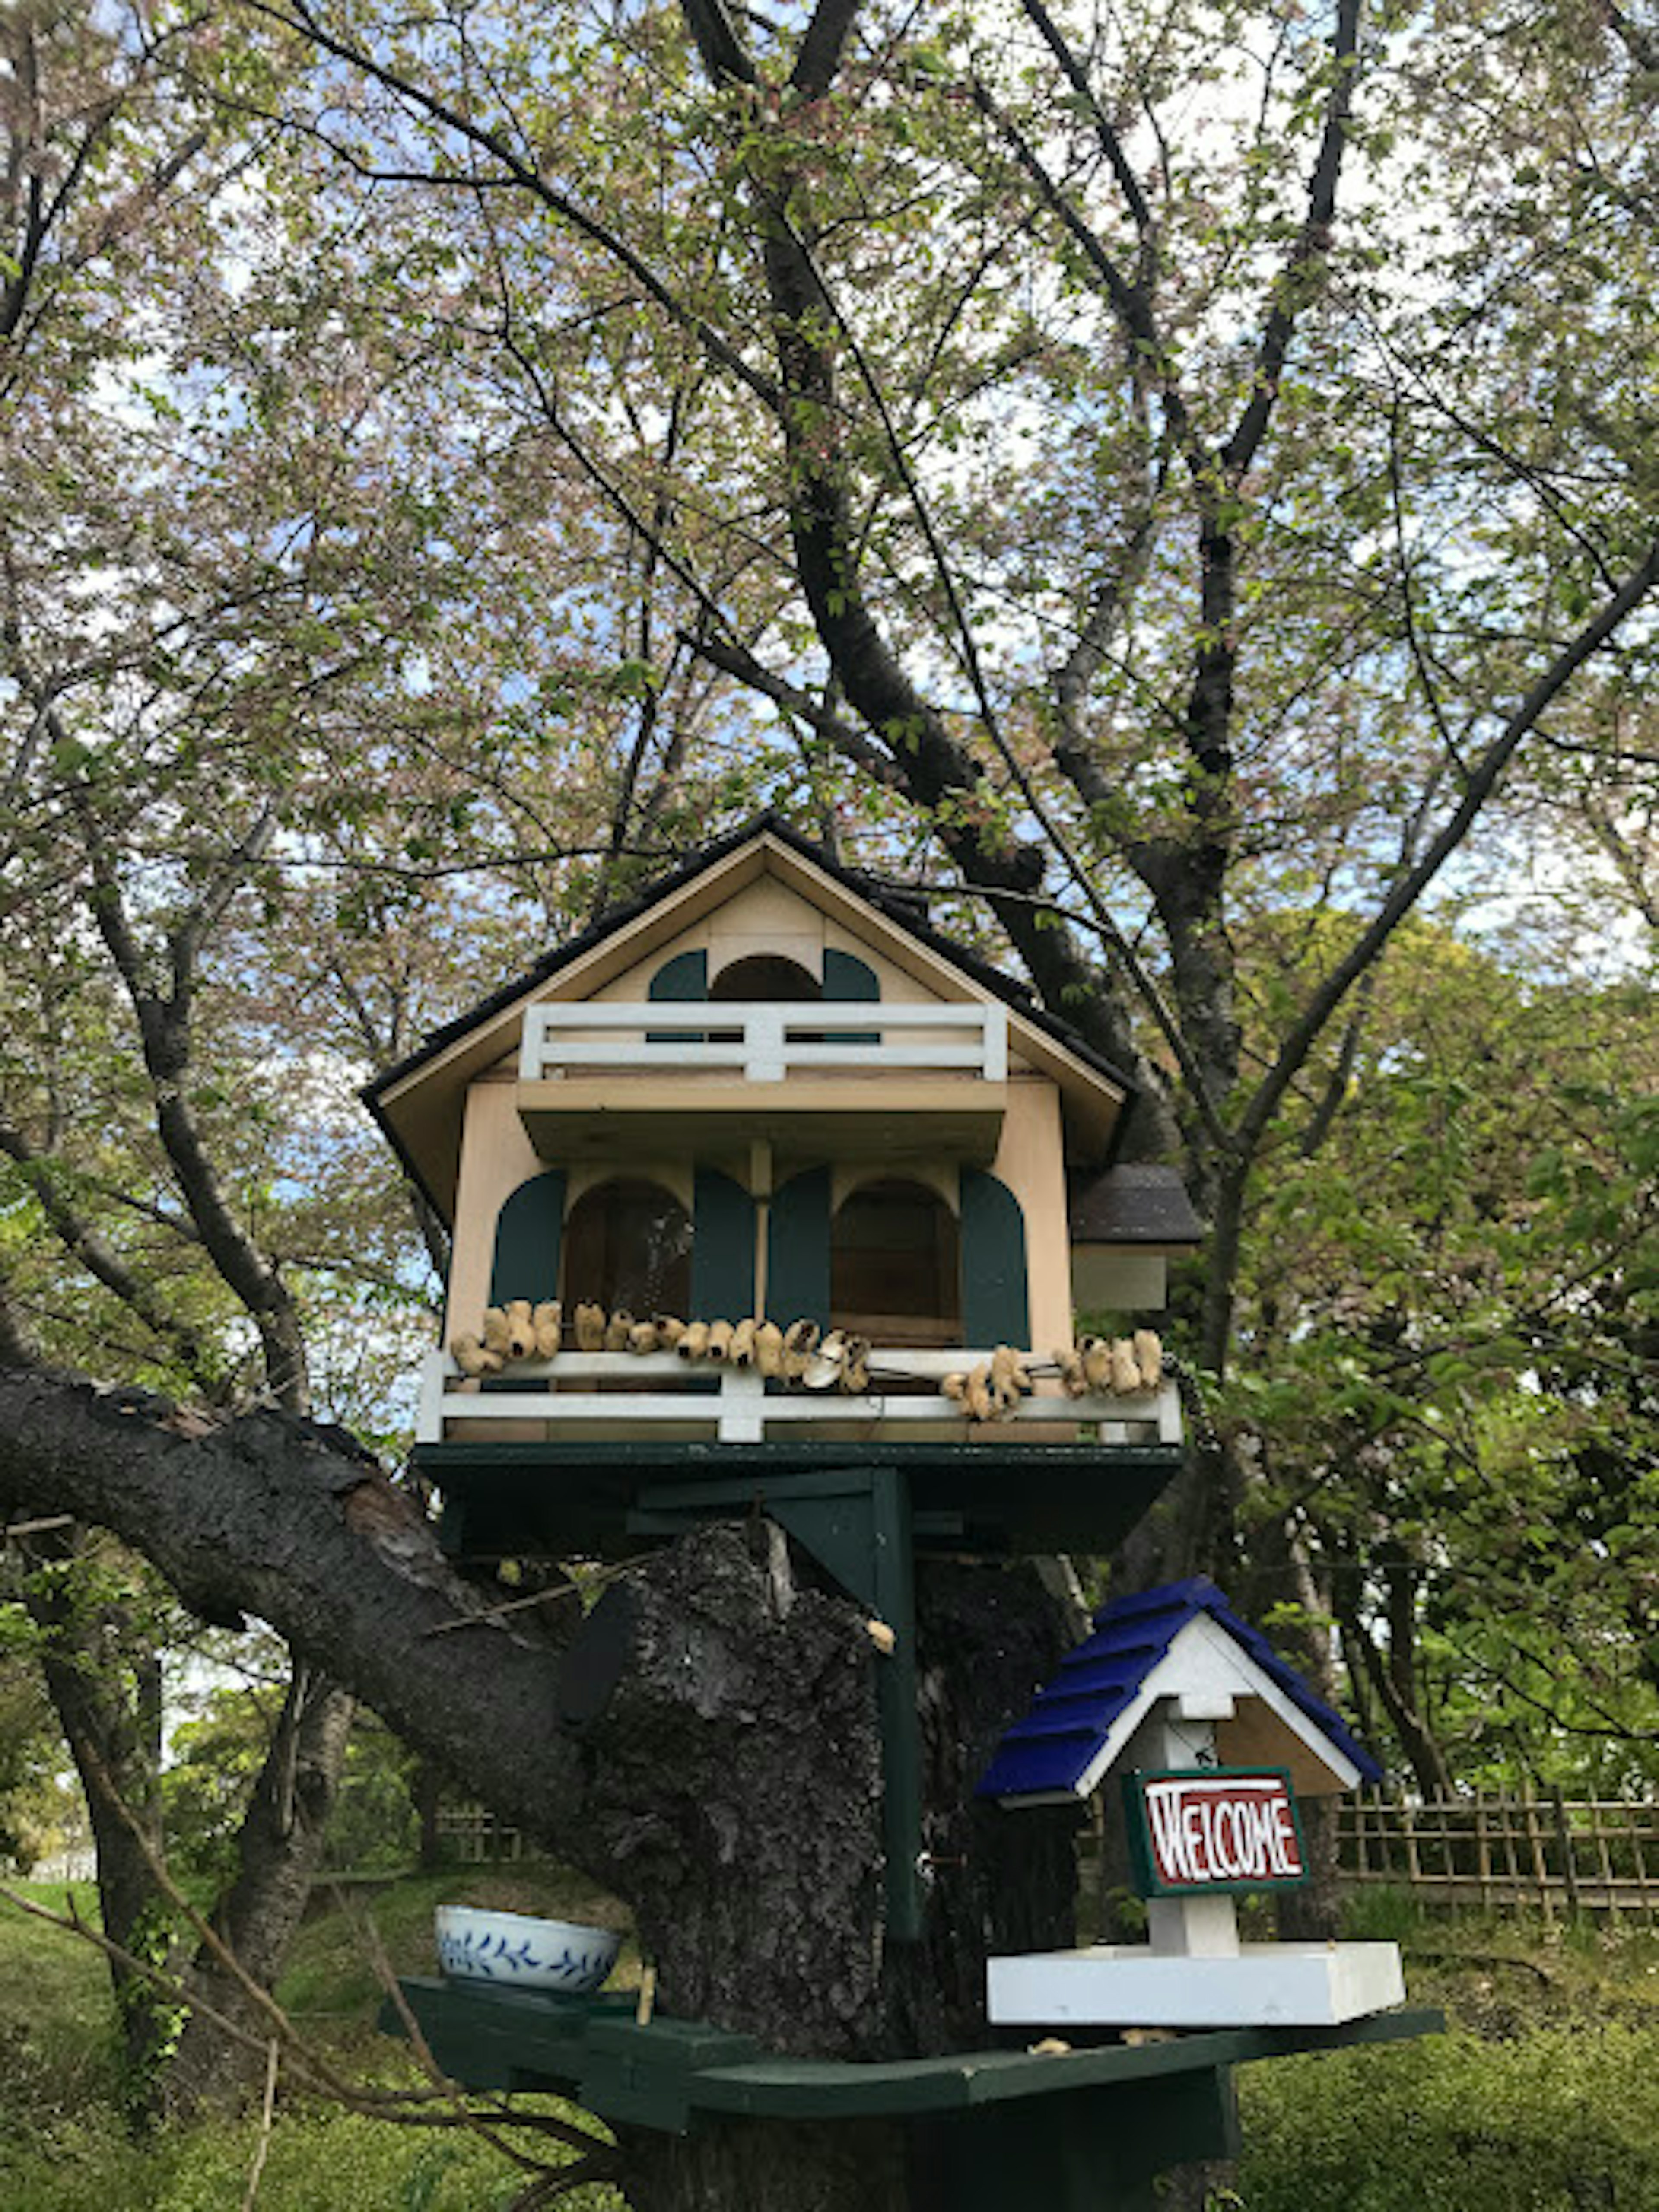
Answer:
[518,1000,1008,1085]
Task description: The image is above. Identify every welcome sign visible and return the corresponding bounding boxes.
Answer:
[1125,1769,1308,1897]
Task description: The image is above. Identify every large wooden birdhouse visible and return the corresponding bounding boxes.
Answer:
[366,818,1195,1567]
[366,819,1200,1935]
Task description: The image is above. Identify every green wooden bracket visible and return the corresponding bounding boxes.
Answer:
[580,2012,762,2131]
[386,1978,1441,2203]
[629,1463,925,1942]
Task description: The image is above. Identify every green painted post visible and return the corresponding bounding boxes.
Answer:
[870,1465,924,1942]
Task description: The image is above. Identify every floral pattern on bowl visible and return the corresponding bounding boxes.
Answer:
[434,1905,621,1995]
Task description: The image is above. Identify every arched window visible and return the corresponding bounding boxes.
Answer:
[830,1178,961,1347]
[561,1179,692,1317]
[709,953,822,1003]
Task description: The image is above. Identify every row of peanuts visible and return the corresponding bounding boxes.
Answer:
[941,1332,1162,1422]
[450,1301,862,1385]
[450,1301,1164,1425]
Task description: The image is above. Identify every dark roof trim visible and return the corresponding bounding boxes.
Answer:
[362,811,1138,1110]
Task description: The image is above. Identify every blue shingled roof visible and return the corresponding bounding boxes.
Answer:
[976,1576,1383,1802]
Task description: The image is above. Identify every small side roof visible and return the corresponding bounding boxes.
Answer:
[976,1577,1382,1806]
[363,814,1138,1222]
[1068,1165,1205,1248]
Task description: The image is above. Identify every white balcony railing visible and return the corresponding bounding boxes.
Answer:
[518,1000,1008,1084]
[416,1347,1181,1449]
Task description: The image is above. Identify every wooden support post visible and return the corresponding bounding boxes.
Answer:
[869,1465,924,1944]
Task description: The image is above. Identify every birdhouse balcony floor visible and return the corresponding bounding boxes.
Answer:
[417,1349,1182,1452]
[416,1433,1179,1568]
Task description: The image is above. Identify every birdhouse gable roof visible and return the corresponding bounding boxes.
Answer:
[363,814,1135,1221]
[976,1577,1382,1806]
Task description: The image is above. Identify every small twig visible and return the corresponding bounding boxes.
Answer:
[420,1558,632,1637]
[421,1585,580,1637]
[0,1883,327,2091]
[2,1513,76,1540]
[242,2040,281,2211]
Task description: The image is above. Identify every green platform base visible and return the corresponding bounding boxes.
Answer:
[419,1437,1178,1565]
[386,1976,1441,2210]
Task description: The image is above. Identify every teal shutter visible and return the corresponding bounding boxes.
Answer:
[489,1169,567,1304]
[691,1168,756,1318]
[648,948,707,1044]
[960,1169,1030,1348]
[766,1168,831,1327]
[821,947,879,1046]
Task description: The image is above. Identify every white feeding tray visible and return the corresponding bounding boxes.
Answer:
[435,1905,621,1994]
[988,1940,1405,2029]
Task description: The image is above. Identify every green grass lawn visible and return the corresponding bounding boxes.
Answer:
[0,1868,626,2212]
[6,1872,1659,2209]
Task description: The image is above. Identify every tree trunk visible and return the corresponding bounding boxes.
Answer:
[0,1379,1095,2208]
[166,1663,356,2110]
[27,1542,173,2117]
[19,1515,359,2117]
[573,1529,1077,2209]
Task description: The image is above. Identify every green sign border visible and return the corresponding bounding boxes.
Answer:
[1124,1766,1309,1898]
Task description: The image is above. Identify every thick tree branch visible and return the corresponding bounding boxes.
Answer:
[1222,0,1362,478]
[1014,0,1156,243]
[0,1372,582,1843]
[792,0,863,97]
[75,791,311,1408]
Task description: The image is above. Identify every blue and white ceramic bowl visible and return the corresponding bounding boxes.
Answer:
[434,1905,621,1994]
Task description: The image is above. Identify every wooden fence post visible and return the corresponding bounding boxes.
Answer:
[1549,1786,1583,1917]
[1521,1794,1554,1923]
[1475,1788,1492,1911]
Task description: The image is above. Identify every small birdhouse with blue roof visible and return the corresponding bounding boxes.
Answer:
[979,1579,1405,2028]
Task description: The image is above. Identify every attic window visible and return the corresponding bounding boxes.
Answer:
[561,1178,692,1317]
[708,954,821,1002]
[831,1178,960,1347]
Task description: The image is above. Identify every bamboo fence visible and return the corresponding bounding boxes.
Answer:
[438,1790,1659,1919]
[1337,1790,1659,1919]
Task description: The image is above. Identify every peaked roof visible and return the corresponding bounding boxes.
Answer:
[363,814,1138,1220]
[976,1577,1382,1805]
